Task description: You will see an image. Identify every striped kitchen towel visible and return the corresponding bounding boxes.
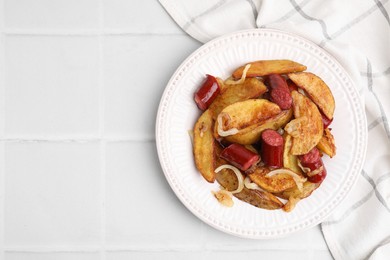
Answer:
[159,0,390,259]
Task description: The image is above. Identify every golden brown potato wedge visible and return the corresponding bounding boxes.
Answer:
[232,60,307,79]
[234,188,284,210]
[193,110,215,183]
[288,72,335,119]
[284,91,323,155]
[215,168,283,210]
[247,166,297,193]
[225,109,293,145]
[283,134,304,175]
[209,78,267,119]
[276,181,320,200]
[218,99,281,131]
[317,128,336,158]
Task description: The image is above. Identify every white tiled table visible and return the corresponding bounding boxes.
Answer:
[0,1,333,259]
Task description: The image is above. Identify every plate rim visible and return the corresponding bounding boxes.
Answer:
[155,28,368,239]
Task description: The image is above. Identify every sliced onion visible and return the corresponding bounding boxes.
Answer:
[224,64,251,85]
[297,159,311,174]
[306,165,324,177]
[298,88,306,96]
[217,113,239,137]
[244,176,265,192]
[215,165,244,194]
[266,168,307,192]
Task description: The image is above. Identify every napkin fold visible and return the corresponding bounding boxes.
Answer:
[159,0,390,259]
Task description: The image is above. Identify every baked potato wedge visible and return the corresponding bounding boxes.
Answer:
[283,134,303,175]
[284,91,323,155]
[276,181,320,200]
[224,109,293,145]
[232,60,307,79]
[215,167,283,210]
[217,99,281,131]
[209,78,267,119]
[193,110,215,183]
[247,166,298,193]
[288,72,335,119]
[317,128,336,158]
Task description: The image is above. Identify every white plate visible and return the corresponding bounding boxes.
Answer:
[155,29,367,239]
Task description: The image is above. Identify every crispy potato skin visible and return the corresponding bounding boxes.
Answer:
[193,110,215,183]
[209,78,267,119]
[317,128,336,158]
[283,134,304,175]
[276,181,320,200]
[285,91,323,155]
[233,60,307,79]
[215,167,283,210]
[218,99,281,131]
[225,109,293,144]
[288,72,335,119]
[248,166,297,193]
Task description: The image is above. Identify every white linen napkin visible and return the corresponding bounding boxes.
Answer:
[159,0,390,259]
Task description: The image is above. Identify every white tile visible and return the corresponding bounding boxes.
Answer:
[105,141,203,247]
[5,252,100,260]
[103,0,183,34]
[106,252,202,260]
[4,36,100,136]
[307,250,334,260]
[202,224,326,250]
[4,0,99,29]
[203,250,309,260]
[103,35,200,137]
[4,142,101,246]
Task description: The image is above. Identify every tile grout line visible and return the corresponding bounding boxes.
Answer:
[0,0,5,258]
[98,0,106,259]
[2,29,185,37]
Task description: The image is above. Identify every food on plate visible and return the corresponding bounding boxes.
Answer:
[215,99,281,135]
[284,91,323,155]
[220,143,260,171]
[232,60,307,79]
[193,109,215,183]
[317,128,336,158]
[192,59,336,212]
[209,78,267,119]
[298,147,327,183]
[247,166,305,193]
[288,72,335,120]
[266,74,292,110]
[194,74,221,110]
[215,165,284,209]
[224,109,293,145]
[283,134,303,174]
[260,129,284,168]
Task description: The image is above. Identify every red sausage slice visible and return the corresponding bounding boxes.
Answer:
[261,129,284,168]
[267,74,292,110]
[298,147,327,183]
[321,112,333,128]
[220,143,260,171]
[194,74,220,110]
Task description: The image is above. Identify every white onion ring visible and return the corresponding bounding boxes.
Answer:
[306,165,324,177]
[266,168,307,192]
[224,64,251,85]
[217,113,239,137]
[244,176,265,192]
[297,159,311,174]
[215,165,244,194]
